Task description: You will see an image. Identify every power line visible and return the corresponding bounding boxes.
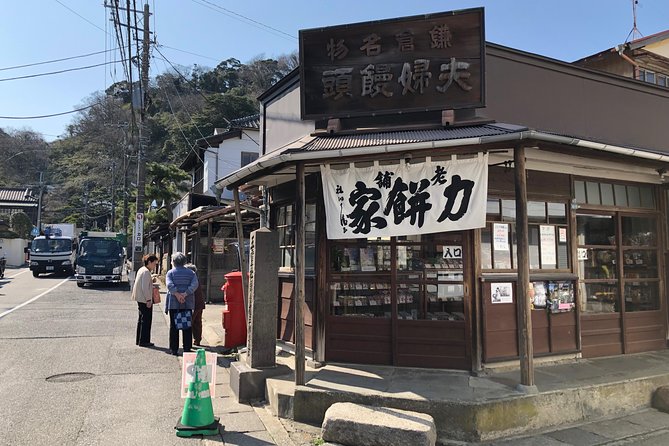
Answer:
[153,46,259,146]
[159,44,220,63]
[190,0,297,42]
[0,49,119,72]
[54,0,108,34]
[0,59,129,82]
[0,104,96,120]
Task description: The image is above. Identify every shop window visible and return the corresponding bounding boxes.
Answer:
[329,233,465,320]
[621,216,659,312]
[577,214,660,313]
[577,214,619,313]
[481,199,569,271]
[275,202,316,274]
[574,180,655,209]
[330,238,392,319]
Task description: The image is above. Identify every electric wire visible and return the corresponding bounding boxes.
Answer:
[111,0,131,81]
[158,44,220,63]
[155,57,244,180]
[0,49,119,72]
[54,0,108,34]
[0,104,96,119]
[153,47,259,146]
[190,0,296,42]
[0,59,130,82]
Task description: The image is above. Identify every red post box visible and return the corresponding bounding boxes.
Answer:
[221,271,247,348]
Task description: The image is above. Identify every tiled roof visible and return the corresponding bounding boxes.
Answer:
[301,124,524,152]
[231,114,260,130]
[0,188,38,203]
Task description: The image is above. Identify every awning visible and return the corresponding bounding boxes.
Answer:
[214,123,669,191]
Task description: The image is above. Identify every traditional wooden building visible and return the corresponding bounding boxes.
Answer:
[216,10,669,372]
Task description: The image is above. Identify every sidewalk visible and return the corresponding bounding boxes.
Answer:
[187,297,669,445]
[186,300,319,446]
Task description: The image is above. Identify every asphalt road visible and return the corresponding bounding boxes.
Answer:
[0,267,213,446]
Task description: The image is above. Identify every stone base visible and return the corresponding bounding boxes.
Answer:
[230,358,291,403]
[321,402,436,446]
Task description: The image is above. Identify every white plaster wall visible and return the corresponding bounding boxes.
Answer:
[212,130,261,200]
[264,87,314,154]
[0,238,28,266]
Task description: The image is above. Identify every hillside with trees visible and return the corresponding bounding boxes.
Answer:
[0,53,297,233]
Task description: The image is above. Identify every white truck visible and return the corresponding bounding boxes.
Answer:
[28,224,77,277]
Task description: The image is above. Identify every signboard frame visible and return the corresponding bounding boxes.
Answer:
[299,8,485,120]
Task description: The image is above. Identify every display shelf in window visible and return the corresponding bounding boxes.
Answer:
[330,245,391,273]
[396,244,464,272]
[624,281,660,312]
[426,283,464,320]
[397,283,421,320]
[531,280,575,313]
[330,281,391,318]
[622,249,657,279]
[578,248,617,280]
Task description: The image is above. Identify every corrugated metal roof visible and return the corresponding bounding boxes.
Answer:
[0,188,37,203]
[301,124,524,152]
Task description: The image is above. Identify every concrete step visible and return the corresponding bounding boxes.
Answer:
[266,375,296,419]
[265,368,669,444]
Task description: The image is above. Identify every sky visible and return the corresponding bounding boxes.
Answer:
[0,0,667,143]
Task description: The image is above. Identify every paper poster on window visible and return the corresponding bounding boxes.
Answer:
[577,248,588,261]
[558,227,567,243]
[493,223,509,251]
[360,247,377,272]
[320,154,488,239]
[491,282,513,304]
[540,225,556,265]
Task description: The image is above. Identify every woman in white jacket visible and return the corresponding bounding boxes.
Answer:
[132,254,159,347]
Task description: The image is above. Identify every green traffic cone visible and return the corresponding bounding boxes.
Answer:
[175,348,220,437]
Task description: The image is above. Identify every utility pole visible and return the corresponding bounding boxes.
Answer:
[110,161,116,231]
[36,172,44,233]
[83,184,89,231]
[132,2,151,271]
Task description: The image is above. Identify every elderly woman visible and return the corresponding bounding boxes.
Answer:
[165,252,199,355]
[132,254,159,347]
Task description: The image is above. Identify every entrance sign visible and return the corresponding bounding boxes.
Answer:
[299,8,485,120]
[321,154,488,239]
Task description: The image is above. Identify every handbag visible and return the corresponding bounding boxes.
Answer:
[174,309,192,330]
[152,287,161,304]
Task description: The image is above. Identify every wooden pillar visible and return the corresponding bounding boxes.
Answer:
[514,145,536,392]
[295,163,306,385]
[234,188,249,313]
[206,218,213,303]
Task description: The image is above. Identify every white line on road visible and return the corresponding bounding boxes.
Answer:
[0,278,70,319]
[3,269,30,279]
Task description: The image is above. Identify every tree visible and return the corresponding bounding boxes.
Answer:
[9,212,32,239]
[145,162,190,225]
[0,129,50,187]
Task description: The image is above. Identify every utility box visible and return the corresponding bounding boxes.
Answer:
[221,272,247,348]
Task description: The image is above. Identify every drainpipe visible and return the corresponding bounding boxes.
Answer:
[614,44,639,80]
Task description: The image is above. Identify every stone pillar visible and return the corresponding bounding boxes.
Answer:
[246,228,280,369]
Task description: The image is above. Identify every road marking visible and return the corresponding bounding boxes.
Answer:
[0,278,69,319]
[3,269,30,279]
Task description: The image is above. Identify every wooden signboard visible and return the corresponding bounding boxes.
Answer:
[299,8,485,120]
